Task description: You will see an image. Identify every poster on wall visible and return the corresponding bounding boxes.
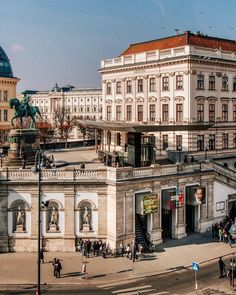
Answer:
[169,190,184,209]
[141,194,159,215]
[186,186,206,205]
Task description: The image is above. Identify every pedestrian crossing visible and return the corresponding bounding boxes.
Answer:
[96,279,172,295]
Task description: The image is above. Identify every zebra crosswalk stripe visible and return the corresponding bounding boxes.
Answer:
[112,285,152,294]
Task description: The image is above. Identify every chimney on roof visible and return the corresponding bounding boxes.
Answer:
[184,30,191,35]
[175,29,179,36]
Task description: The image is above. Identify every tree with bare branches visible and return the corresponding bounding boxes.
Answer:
[36,120,56,150]
[53,106,75,149]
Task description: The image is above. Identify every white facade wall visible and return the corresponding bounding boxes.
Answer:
[100,44,236,154]
[213,181,236,220]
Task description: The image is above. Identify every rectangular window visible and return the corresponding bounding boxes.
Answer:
[209,75,215,90]
[234,134,236,148]
[176,75,183,90]
[222,76,228,91]
[162,104,168,122]
[3,91,8,101]
[137,105,143,121]
[209,104,215,122]
[233,105,236,121]
[116,105,121,121]
[106,82,112,95]
[163,134,168,150]
[222,104,228,122]
[116,81,121,94]
[107,106,111,121]
[209,134,215,150]
[223,134,228,149]
[126,105,132,121]
[137,79,143,92]
[126,80,132,93]
[197,75,204,89]
[162,77,169,91]
[197,104,204,122]
[149,78,156,91]
[176,135,182,150]
[3,110,8,121]
[197,135,204,151]
[233,77,236,91]
[149,104,155,121]
[176,104,183,122]
[116,132,121,146]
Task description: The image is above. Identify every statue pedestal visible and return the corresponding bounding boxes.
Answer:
[15,224,25,233]
[5,129,40,167]
[48,223,59,233]
[81,224,90,232]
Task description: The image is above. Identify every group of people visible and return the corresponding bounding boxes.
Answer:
[77,238,141,261]
[40,249,63,279]
[212,217,235,247]
[77,238,111,258]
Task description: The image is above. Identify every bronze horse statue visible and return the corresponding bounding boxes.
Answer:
[9,97,42,128]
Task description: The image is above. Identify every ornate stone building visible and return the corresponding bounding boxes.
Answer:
[1,160,235,253]
[0,46,19,141]
[98,31,236,159]
[19,84,102,139]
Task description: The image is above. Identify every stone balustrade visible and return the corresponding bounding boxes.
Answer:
[0,161,214,183]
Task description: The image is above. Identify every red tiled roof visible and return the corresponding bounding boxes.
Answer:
[120,31,236,56]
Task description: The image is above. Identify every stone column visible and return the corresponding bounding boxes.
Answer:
[151,182,162,245]
[97,192,107,238]
[64,191,75,251]
[0,185,9,252]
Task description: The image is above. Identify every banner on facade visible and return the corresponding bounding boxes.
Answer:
[169,190,184,209]
[141,194,159,215]
[186,186,206,205]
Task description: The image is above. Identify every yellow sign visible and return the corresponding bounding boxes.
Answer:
[142,194,159,214]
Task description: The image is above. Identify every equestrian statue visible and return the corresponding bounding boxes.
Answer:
[9,92,42,128]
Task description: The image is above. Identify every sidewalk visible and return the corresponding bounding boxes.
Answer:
[0,232,235,287]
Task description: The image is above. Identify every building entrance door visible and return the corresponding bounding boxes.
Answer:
[161,208,172,239]
[186,204,195,232]
[228,200,236,220]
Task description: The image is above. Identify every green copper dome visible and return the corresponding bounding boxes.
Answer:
[0,47,13,78]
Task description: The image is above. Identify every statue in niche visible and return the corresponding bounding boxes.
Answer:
[50,207,58,225]
[16,206,25,226]
[83,207,91,225]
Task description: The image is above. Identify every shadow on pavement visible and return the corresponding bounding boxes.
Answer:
[156,232,215,252]
[61,271,81,278]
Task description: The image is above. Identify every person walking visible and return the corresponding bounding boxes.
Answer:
[40,248,44,264]
[52,258,57,277]
[218,257,225,278]
[81,263,86,279]
[56,259,62,278]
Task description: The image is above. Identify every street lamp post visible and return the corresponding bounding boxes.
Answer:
[32,149,45,295]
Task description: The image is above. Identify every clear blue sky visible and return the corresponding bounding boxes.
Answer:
[1,0,236,92]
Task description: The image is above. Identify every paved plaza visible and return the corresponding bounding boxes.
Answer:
[0,232,235,292]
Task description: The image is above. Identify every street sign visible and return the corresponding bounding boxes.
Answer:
[192,261,200,271]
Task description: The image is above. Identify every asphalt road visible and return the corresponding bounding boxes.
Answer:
[0,258,235,295]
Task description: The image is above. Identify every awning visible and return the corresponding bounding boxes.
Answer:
[76,120,213,132]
